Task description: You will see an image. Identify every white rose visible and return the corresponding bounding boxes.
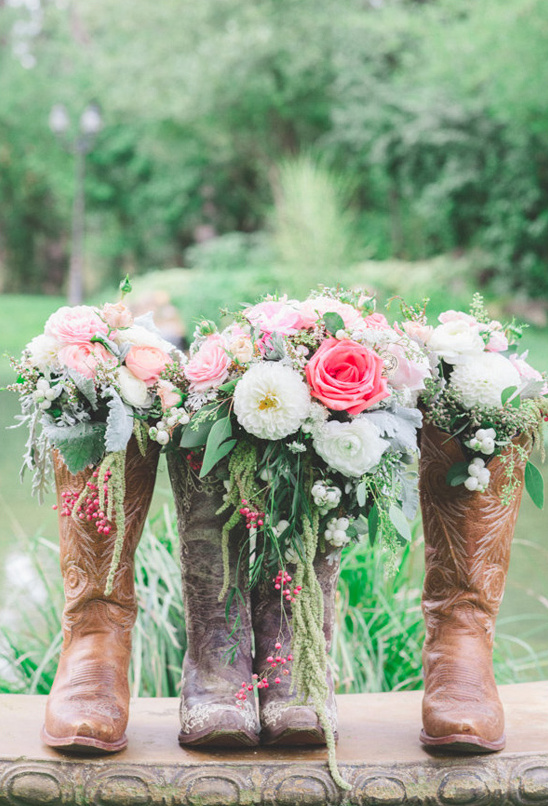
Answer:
[114,324,174,353]
[116,366,152,408]
[427,320,485,364]
[26,334,61,373]
[313,417,389,478]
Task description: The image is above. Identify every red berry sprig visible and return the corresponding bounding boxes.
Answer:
[53,469,113,536]
[274,569,302,603]
[235,639,294,707]
[239,499,265,530]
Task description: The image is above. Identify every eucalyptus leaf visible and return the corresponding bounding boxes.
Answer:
[357,480,367,508]
[501,386,517,406]
[43,421,107,474]
[323,311,345,335]
[446,461,470,487]
[368,503,379,545]
[200,438,236,478]
[180,402,229,448]
[199,415,234,477]
[388,503,412,542]
[525,461,544,509]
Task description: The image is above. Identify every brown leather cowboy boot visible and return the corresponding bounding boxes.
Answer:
[42,438,159,752]
[167,453,260,747]
[419,421,530,752]
[252,548,340,746]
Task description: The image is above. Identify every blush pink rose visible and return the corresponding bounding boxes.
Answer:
[485,330,508,352]
[102,301,134,329]
[244,301,303,335]
[362,312,391,329]
[305,337,390,415]
[125,346,172,386]
[299,297,363,330]
[184,335,231,392]
[45,305,109,345]
[157,379,183,410]
[509,352,547,390]
[58,343,117,379]
[400,319,434,344]
[384,342,430,391]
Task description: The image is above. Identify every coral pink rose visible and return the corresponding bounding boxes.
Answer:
[125,346,172,386]
[157,379,183,410]
[401,319,434,344]
[299,297,363,330]
[184,335,230,392]
[102,301,134,329]
[45,305,109,345]
[244,301,303,335]
[58,343,117,379]
[305,338,390,415]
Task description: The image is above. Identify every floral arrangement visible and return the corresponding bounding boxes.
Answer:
[159,286,431,786]
[8,280,185,591]
[405,294,548,506]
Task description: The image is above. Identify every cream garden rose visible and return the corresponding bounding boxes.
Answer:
[312,416,389,477]
[427,319,484,364]
[116,366,151,408]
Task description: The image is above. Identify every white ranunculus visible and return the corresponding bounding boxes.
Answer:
[116,366,152,408]
[449,353,521,409]
[26,334,61,373]
[313,417,389,477]
[427,320,485,364]
[114,324,174,353]
[233,362,311,440]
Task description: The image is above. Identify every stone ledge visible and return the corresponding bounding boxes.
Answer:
[0,682,547,805]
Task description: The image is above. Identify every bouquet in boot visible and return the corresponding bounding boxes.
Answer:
[404,294,547,751]
[8,286,184,752]
[161,287,432,786]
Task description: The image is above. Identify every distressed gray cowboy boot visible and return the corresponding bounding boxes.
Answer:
[419,421,530,752]
[167,453,260,747]
[252,548,341,745]
[42,438,159,753]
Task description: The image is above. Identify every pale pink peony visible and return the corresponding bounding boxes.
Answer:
[58,343,117,379]
[305,337,390,415]
[45,305,109,345]
[385,342,431,391]
[157,379,183,410]
[184,335,231,392]
[244,300,303,336]
[299,297,363,331]
[362,312,391,329]
[125,346,172,386]
[509,352,545,386]
[102,301,134,329]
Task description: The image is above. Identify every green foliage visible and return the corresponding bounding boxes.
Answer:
[42,421,107,474]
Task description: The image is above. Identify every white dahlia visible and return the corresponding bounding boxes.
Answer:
[312,416,389,478]
[449,353,521,409]
[233,362,311,440]
[26,334,61,373]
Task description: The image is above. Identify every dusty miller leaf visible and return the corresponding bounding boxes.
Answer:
[42,421,106,474]
[105,389,134,453]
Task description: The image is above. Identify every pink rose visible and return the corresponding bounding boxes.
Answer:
[401,320,434,344]
[385,342,431,391]
[299,297,363,330]
[438,310,478,325]
[157,379,183,410]
[509,352,545,385]
[45,305,109,345]
[362,312,391,329]
[125,346,172,386]
[485,330,508,352]
[102,301,134,329]
[184,335,231,392]
[245,301,303,335]
[58,343,117,379]
[305,337,390,415]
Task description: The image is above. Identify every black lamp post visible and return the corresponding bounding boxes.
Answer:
[49,103,102,305]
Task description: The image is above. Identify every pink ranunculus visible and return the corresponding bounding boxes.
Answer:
[244,300,303,336]
[184,335,231,392]
[45,305,109,345]
[125,346,172,386]
[400,319,434,344]
[157,379,183,410]
[362,312,391,329]
[58,343,117,379]
[438,310,478,326]
[305,337,390,415]
[385,342,431,392]
[102,301,134,329]
[298,297,363,331]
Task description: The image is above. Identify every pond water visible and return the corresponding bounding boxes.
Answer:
[0,386,546,672]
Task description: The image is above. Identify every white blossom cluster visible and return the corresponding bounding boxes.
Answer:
[324,516,352,547]
[311,481,342,514]
[464,458,491,493]
[149,407,190,445]
[466,427,496,455]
